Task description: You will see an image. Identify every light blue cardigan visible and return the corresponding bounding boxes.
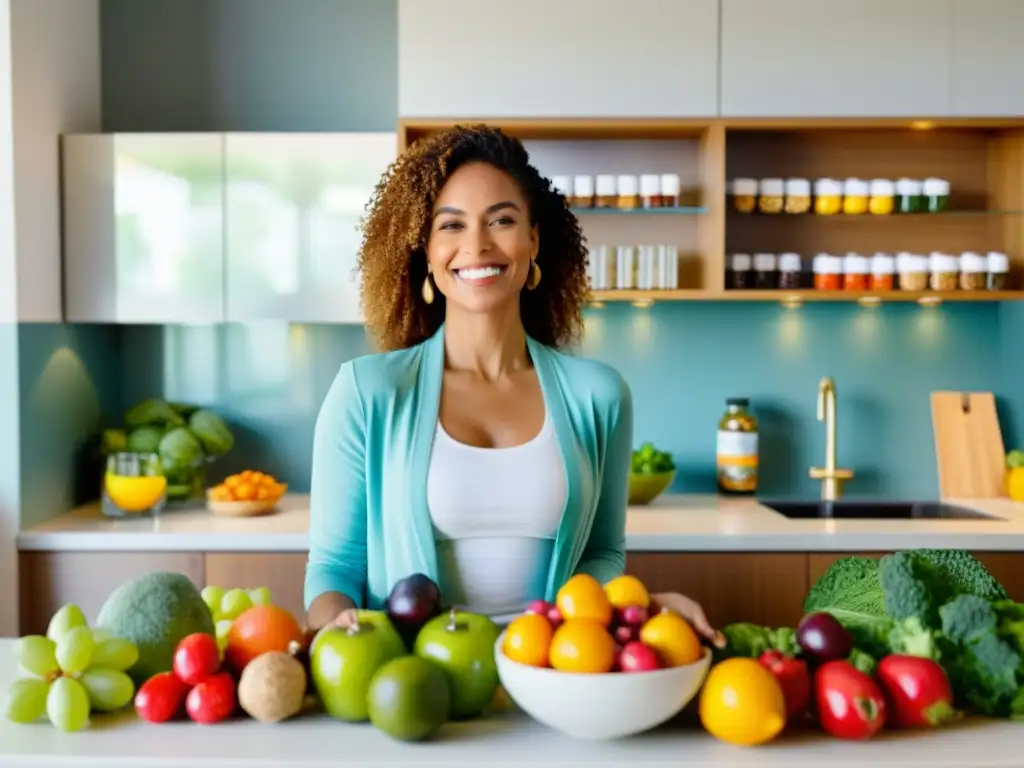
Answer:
[303,324,633,612]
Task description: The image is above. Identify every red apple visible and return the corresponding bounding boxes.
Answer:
[619,605,649,627]
[614,624,640,645]
[618,641,660,673]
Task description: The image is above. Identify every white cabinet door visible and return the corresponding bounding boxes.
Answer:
[398,0,719,118]
[62,134,226,324]
[950,0,1024,116]
[721,0,952,117]
[224,133,397,324]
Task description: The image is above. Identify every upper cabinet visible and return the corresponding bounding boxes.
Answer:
[950,0,1024,116]
[397,0,719,118]
[223,133,397,324]
[62,134,226,324]
[720,0,952,118]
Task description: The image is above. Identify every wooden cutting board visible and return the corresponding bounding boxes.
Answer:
[931,391,1007,499]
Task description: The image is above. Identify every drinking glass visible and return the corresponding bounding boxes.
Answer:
[102,452,168,518]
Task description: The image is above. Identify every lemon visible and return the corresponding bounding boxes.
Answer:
[699,658,786,747]
[603,574,650,608]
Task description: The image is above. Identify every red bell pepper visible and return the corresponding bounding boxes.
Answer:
[815,659,887,740]
[876,654,959,728]
[759,649,811,721]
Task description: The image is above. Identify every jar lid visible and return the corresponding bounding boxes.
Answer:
[871,253,896,274]
[896,178,923,195]
[730,253,752,270]
[930,251,960,271]
[660,174,681,195]
[595,175,616,195]
[869,179,895,196]
[785,178,811,195]
[988,251,1010,273]
[898,253,928,272]
[814,178,843,196]
[753,252,776,270]
[726,397,750,408]
[813,253,841,273]
[759,178,784,195]
[843,178,870,196]
[639,174,660,195]
[551,175,571,196]
[617,175,638,196]
[960,251,987,273]
[778,252,802,271]
[732,178,758,195]
[573,175,594,195]
[923,177,950,196]
[843,252,869,272]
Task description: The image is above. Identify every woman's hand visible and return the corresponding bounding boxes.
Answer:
[322,608,360,630]
[650,592,726,648]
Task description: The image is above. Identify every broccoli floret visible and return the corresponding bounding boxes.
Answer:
[916,550,1010,602]
[879,551,953,627]
[888,616,940,659]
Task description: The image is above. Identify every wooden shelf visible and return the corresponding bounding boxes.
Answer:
[588,290,1024,304]
[572,206,707,215]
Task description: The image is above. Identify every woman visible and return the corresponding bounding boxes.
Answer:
[304,124,720,645]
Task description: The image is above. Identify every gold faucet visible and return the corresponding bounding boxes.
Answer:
[809,377,854,501]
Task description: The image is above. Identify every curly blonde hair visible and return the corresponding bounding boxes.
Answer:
[355,125,589,352]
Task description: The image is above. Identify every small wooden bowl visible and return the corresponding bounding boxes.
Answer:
[206,492,285,518]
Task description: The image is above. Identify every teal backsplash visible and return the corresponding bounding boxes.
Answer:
[104,300,1009,502]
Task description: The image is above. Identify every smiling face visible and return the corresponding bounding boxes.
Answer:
[425,161,538,316]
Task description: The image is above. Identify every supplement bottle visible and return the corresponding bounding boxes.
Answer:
[716,398,759,495]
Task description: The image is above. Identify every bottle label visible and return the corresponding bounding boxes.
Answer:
[716,430,759,492]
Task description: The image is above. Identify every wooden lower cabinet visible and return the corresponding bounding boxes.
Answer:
[204,553,308,621]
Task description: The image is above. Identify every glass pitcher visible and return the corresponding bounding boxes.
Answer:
[102,452,168,518]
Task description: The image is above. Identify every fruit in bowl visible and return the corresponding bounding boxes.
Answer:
[494,573,712,739]
[207,470,287,517]
[629,442,676,505]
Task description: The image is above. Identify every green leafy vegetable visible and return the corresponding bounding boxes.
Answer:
[714,623,798,661]
[631,442,675,474]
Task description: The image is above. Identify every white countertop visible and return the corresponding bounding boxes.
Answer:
[1,638,1022,767]
[16,493,1024,553]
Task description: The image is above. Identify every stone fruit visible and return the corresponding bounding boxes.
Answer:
[134,671,189,723]
[618,641,660,673]
[367,655,451,742]
[310,610,405,722]
[173,633,220,686]
[556,574,613,626]
[237,645,307,723]
[549,618,616,674]
[385,573,442,650]
[614,624,639,645]
[640,608,703,667]
[414,607,500,719]
[603,574,650,609]
[699,658,787,747]
[185,671,237,724]
[501,613,554,667]
[619,604,648,626]
[225,604,305,675]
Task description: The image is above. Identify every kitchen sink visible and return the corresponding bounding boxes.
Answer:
[761,500,1005,521]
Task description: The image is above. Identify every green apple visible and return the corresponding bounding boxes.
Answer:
[413,607,501,719]
[310,610,405,722]
[367,655,450,741]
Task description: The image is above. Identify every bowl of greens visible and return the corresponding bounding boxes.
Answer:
[629,442,676,505]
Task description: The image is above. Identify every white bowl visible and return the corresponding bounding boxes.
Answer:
[494,632,712,740]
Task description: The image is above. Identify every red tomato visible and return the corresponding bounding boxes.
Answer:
[815,660,887,740]
[876,655,959,728]
[173,633,220,686]
[135,672,190,723]
[185,672,237,724]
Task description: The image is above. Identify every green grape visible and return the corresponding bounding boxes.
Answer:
[215,620,232,653]
[201,585,225,619]
[46,604,87,641]
[55,626,94,675]
[248,587,272,606]
[88,637,138,672]
[4,677,50,723]
[220,588,252,620]
[79,669,134,712]
[16,635,59,678]
[46,677,90,732]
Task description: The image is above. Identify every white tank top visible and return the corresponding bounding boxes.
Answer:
[426,412,567,624]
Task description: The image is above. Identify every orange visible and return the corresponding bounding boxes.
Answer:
[556,574,613,626]
[502,613,553,667]
[225,604,305,674]
[699,658,786,746]
[603,574,650,609]
[639,607,703,667]
[549,619,616,674]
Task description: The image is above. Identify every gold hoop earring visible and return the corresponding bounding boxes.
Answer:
[421,273,435,304]
[527,260,541,290]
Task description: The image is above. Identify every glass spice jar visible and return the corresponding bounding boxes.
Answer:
[661,174,681,208]
[868,179,895,215]
[616,175,639,210]
[778,252,803,289]
[784,178,811,214]
[894,178,924,213]
[753,253,778,289]
[570,175,594,208]
[929,252,959,291]
[813,253,842,291]
[732,178,758,214]
[869,253,896,291]
[595,175,617,209]
[897,253,929,291]
[842,253,870,290]
[959,251,988,291]
[757,179,784,214]
[639,174,662,208]
[842,179,870,215]
[813,178,843,215]
[988,251,1010,291]
[923,178,950,212]
[727,253,753,289]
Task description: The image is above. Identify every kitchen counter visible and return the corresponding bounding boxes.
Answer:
[15,493,1024,553]
[0,640,1021,767]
